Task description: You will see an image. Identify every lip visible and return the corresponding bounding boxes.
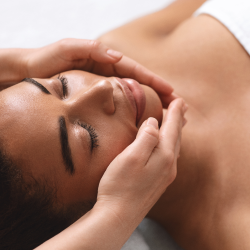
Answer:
[115,78,146,125]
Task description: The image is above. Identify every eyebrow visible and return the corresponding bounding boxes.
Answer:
[22,78,51,94]
[22,78,75,175]
[59,116,75,175]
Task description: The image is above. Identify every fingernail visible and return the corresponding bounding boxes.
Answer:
[106,49,123,59]
[147,117,158,129]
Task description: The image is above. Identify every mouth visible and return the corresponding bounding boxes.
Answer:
[115,78,146,125]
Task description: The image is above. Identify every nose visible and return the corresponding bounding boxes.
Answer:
[67,79,115,115]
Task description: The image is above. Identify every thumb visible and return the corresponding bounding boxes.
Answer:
[118,118,159,166]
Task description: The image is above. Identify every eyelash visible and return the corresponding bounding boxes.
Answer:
[57,74,68,98]
[58,75,98,150]
[78,122,99,151]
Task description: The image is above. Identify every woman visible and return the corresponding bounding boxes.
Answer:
[98,0,250,249]
[0,39,183,250]
[2,0,250,249]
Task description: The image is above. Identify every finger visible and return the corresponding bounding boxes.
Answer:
[57,38,123,63]
[147,98,184,168]
[159,98,185,153]
[113,56,174,96]
[142,101,184,189]
[164,100,187,165]
[136,117,158,139]
[160,93,179,108]
[118,117,159,166]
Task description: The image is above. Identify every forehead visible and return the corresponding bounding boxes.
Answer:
[56,70,106,91]
[0,80,60,132]
[0,82,63,177]
[0,69,105,165]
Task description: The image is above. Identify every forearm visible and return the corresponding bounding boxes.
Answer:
[35,100,185,250]
[35,202,143,250]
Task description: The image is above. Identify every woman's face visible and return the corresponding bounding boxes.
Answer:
[0,70,162,205]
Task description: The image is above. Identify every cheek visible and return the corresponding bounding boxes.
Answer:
[87,122,137,194]
[137,85,163,127]
[57,120,137,203]
[101,130,136,163]
[96,124,137,171]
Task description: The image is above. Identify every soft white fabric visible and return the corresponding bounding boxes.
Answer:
[121,228,150,250]
[194,0,250,55]
[121,219,183,250]
[138,219,183,250]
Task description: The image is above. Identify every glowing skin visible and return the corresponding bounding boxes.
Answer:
[0,70,162,205]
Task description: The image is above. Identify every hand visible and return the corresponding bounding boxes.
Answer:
[35,98,187,250]
[97,98,187,224]
[19,38,175,107]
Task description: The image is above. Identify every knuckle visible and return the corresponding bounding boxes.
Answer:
[117,142,148,167]
[162,150,175,165]
[57,38,72,47]
[56,38,75,53]
[127,151,141,165]
[142,126,159,141]
[88,40,101,50]
[160,162,177,186]
[168,168,177,184]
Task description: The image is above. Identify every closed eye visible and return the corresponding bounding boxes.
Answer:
[78,121,99,152]
[58,74,68,98]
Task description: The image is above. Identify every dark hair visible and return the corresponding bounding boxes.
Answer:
[0,144,95,250]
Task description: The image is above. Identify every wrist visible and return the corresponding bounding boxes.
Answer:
[93,199,147,231]
[37,202,141,250]
[0,48,28,84]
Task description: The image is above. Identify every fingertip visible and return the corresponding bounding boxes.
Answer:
[147,117,158,130]
[106,49,123,60]
[169,98,183,109]
[162,98,185,125]
[137,118,159,140]
[160,93,179,108]
[154,76,174,93]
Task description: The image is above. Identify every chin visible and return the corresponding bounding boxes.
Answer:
[137,85,163,128]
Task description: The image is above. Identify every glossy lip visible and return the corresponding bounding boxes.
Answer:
[115,77,146,125]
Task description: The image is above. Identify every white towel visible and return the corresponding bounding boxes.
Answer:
[194,0,250,55]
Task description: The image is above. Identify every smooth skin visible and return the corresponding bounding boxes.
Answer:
[0,70,163,204]
[0,38,175,105]
[35,98,186,250]
[98,0,250,249]
[0,39,185,249]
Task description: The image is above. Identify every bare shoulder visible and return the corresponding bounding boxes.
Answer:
[99,12,250,108]
[98,0,207,62]
[99,4,250,249]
